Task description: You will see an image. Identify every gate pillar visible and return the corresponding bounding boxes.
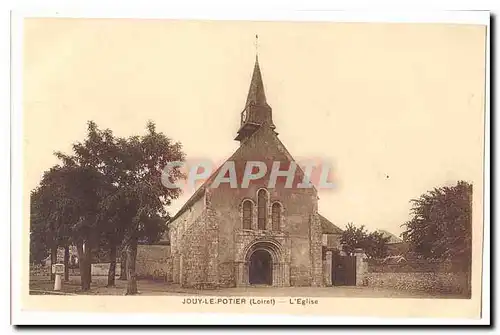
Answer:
[354,248,368,286]
[323,250,333,286]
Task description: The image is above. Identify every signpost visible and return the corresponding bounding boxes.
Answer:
[52,263,65,291]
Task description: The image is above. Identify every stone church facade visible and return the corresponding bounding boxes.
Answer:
[166,57,342,288]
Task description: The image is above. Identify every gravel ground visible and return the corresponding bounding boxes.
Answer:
[29,275,465,298]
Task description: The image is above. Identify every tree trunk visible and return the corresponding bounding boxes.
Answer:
[76,242,87,290]
[119,248,127,280]
[107,244,117,287]
[84,242,92,288]
[64,245,70,282]
[125,237,138,295]
[76,241,91,291]
[50,244,57,281]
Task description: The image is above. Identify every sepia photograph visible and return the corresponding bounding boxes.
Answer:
[14,10,488,323]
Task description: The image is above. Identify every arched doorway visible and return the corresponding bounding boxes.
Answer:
[249,249,272,285]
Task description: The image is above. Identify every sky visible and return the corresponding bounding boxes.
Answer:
[23,19,486,236]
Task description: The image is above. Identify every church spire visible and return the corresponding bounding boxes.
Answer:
[235,36,276,143]
[245,37,267,107]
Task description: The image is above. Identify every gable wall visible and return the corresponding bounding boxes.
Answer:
[208,126,321,286]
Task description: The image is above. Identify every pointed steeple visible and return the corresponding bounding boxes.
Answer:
[235,37,276,143]
[245,56,268,108]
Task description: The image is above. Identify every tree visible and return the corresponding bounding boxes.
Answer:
[30,180,55,277]
[31,122,118,290]
[30,167,80,280]
[364,231,390,259]
[401,181,472,270]
[29,191,50,265]
[340,223,390,258]
[30,120,185,293]
[52,121,129,289]
[83,121,182,292]
[62,165,108,290]
[340,223,368,256]
[45,120,128,290]
[97,188,129,286]
[114,122,184,294]
[29,231,49,266]
[57,121,183,293]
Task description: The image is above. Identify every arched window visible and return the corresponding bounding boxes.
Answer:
[272,202,281,231]
[242,200,252,230]
[257,189,268,230]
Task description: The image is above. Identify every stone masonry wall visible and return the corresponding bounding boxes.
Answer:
[204,205,220,287]
[178,210,210,287]
[289,227,312,286]
[354,250,368,286]
[170,196,205,258]
[364,272,471,296]
[91,263,122,276]
[208,125,319,287]
[322,234,342,250]
[218,261,235,287]
[136,244,171,280]
[322,250,333,286]
[309,213,324,286]
[169,194,207,286]
[233,229,291,287]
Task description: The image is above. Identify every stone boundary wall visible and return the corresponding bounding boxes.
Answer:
[363,259,470,296]
[364,271,470,296]
[30,263,121,277]
[367,259,463,273]
[30,265,50,276]
[91,263,121,276]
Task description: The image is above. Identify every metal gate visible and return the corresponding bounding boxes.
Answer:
[332,254,356,286]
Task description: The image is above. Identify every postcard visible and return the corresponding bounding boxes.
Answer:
[12,9,490,325]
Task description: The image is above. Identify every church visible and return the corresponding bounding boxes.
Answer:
[166,55,344,288]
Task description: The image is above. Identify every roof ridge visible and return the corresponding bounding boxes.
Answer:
[170,126,313,222]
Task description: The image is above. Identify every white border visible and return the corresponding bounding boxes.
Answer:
[481,13,491,325]
[14,8,490,24]
[9,7,490,326]
[11,9,23,328]
[2,7,12,332]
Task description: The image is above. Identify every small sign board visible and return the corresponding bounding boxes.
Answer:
[52,263,65,275]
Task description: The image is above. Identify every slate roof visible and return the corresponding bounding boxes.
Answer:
[319,214,343,235]
[245,55,268,108]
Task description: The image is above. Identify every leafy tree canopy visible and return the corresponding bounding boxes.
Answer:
[401,181,472,269]
[30,120,186,292]
[340,223,390,258]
